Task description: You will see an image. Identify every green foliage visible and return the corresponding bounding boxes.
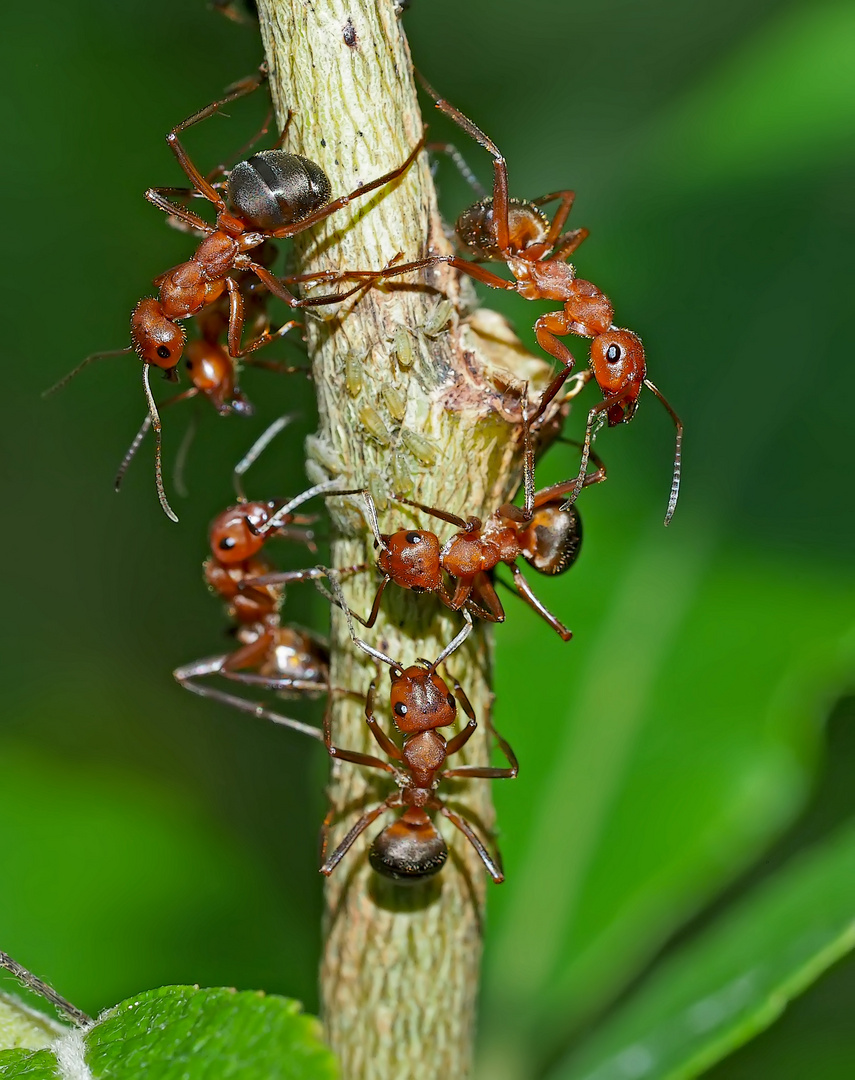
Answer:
[1,0,852,1077]
[0,988,336,1080]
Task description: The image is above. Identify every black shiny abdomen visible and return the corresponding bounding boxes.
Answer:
[228,151,332,231]
[523,503,583,576]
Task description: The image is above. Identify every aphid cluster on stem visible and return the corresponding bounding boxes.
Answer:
[53,58,682,888]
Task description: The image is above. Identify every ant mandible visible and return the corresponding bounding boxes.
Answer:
[173,416,349,739]
[316,74,682,524]
[244,419,606,640]
[47,65,424,521]
[320,589,516,883]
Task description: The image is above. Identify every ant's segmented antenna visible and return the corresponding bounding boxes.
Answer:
[232,413,297,502]
[259,478,346,536]
[328,573,397,668]
[142,363,178,523]
[644,379,683,526]
[115,415,152,492]
[431,608,473,670]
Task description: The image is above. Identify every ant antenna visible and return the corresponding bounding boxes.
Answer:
[328,573,473,672]
[644,379,683,526]
[326,489,388,552]
[42,348,132,398]
[172,411,199,498]
[258,478,346,535]
[0,951,92,1028]
[521,385,535,519]
[232,413,298,502]
[415,70,503,163]
[114,414,151,492]
[142,363,178,523]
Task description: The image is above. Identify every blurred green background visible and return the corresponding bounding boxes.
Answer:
[1,0,853,1078]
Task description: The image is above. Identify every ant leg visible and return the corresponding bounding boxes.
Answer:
[644,379,683,527]
[509,564,572,641]
[221,671,328,695]
[550,228,590,263]
[165,66,269,208]
[141,364,178,523]
[466,573,505,623]
[436,803,504,883]
[233,320,303,359]
[427,141,487,198]
[534,311,577,368]
[531,444,608,508]
[0,952,92,1028]
[42,347,132,398]
[320,801,392,876]
[560,397,617,511]
[392,495,470,529]
[114,387,199,493]
[144,188,214,234]
[530,348,584,426]
[174,657,323,740]
[270,137,426,239]
[530,190,578,246]
[364,680,403,760]
[444,717,519,780]
[257,478,347,536]
[415,71,511,251]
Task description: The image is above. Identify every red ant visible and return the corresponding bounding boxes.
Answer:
[319,591,515,883]
[46,66,424,521]
[173,416,347,739]
[243,422,605,640]
[312,74,682,524]
[113,242,308,495]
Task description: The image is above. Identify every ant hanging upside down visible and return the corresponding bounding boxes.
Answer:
[46,65,424,521]
[320,585,516,884]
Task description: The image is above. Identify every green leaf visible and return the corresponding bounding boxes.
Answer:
[0,987,337,1080]
[0,1049,59,1079]
[86,986,337,1080]
[548,820,855,1080]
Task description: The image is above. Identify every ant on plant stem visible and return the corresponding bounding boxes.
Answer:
[243,414,606,640]
[45,65,424,522]
[320,586,517,883]
[173,416,356,739]
[313,73,682,524]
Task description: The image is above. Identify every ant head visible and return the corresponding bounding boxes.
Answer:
[369,810,447,883]
[378,530,442,593]
[456,198,550,260]
[521,503,583,576]
[209,501,273,563]
[590,329,646,425]
[227,151,332,231]
[388,663,456,733]
[565,280,614,337]
[131,298,185,370]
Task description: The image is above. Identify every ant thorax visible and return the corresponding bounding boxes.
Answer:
[507,257,576,301]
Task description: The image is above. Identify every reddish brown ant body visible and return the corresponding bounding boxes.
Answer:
[47,66,424,521]
[320,595,515,883]
[315,75,682,523]
[173,417,345,739]
[248,429,605,640]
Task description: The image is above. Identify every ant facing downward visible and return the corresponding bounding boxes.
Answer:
[320,590,516,884]
[173,416,349,739]
[311,74,682,524]
[47,65,424,521]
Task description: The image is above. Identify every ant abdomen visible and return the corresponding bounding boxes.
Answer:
[369,810,448,883]
[227,151,333,231]
[456,198,550,259]
[521,503,583,576]
[131,298,186,369]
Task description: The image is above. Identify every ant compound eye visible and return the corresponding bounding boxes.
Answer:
[219,536,237,551]
[157,345,172,360]
[606,343,623,364]
[446,693,455,708]
[394,702,408,717]
[405,532,421,544]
